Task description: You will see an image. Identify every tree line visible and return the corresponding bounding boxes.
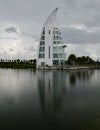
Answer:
[0,54,100,68]
[66,54,100,66]
[0,59,36,68]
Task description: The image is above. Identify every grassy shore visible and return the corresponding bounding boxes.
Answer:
[0,62,100,70]
[0,63,36,69]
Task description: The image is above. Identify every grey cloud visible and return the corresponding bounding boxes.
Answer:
[60,0,100,28]
[5,26,17,33]
[0,47,3,49]
[1,0,100,29]
[61,27,100,44]
[29,47,37,52]
[24,47,37,52]
[32,35,40,41]
[0,0,100,60]
[9,48,13,51]
[21,31,33,38]
[0,37,18,40]
[21,31,39,40]
[0,0,58,23]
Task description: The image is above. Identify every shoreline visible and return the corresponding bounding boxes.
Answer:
[0,65,36,69]
[37,66,100,70]
[0,65,100,70]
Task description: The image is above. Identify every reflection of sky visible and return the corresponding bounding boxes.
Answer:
[0,69,40,116]
[0,69,100,129]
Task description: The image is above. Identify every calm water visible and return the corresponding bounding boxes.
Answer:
[0,69,100,129]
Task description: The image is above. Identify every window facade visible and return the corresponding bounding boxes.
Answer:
[53,28,63,45]
[53,46,57,52]
[58,47,63,52]
[38,27,65,65]
[53,60,59,65]
[40,41,45,45]
[49,30,50,34]
[39,53,45,58]
[42,28,45,35]
[41,36,45,40]
[39,47,45,52]
[53,53,58,58]
[52,28,65,65]
[59,53,63,58]
[42,30,45,35]
[49,46,50,58]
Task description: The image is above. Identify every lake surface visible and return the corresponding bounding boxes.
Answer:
[0,69,100,129]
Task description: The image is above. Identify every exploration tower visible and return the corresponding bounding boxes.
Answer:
[37,8,66,68]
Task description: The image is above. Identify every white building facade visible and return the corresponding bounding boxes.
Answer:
[37,8,66,68]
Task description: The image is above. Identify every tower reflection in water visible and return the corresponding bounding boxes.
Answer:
[37,70,66,116]
[37,70,95,129]
[37,70,94,116]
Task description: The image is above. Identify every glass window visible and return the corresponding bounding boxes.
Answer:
[39,47,45,52]
[56,36,58,40]
[57,41,60,44]
[59,36,62,41]
[53,28,61,34]
[53,47,57,52]
[49,30,50,34]
[49,46,50,58]
[41,36,45,40]
[42,30,45,35]
[53,36,58,40]
[53,41,56,44]
[56,31,59,35]
[59,53,63,58]
[39,53,45,58]
[53,60,59,65]
[59,32,61,35]
[53,31,56,35]
[53,53,58,58]
[57,36,61,40]
[40,41,45,45]
[58,47,63,52]
[53,36,56,40]
[41,62,45,66]
[60,60,64,65]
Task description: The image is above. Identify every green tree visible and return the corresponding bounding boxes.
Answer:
[68,54,77,66]
[17,59,20,63]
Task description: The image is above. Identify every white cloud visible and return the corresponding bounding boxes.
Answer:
[65,43,100,61]
[0,26,38,59]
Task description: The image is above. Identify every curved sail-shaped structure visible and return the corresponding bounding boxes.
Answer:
[44,7,58,26]
[37,8,66,68]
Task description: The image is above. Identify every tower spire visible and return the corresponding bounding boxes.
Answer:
[44,7,59,26]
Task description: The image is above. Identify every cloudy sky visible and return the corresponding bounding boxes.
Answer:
[0,0,100,60]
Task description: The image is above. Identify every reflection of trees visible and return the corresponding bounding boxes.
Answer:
[77,70,94,81]
[37,71,66,116]
[69,70,95,86]
[69,72,76,86]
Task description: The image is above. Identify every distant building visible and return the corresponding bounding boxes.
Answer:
[37,8,66,68]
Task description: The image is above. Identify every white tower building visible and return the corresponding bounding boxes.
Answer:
[37,8,66,68]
